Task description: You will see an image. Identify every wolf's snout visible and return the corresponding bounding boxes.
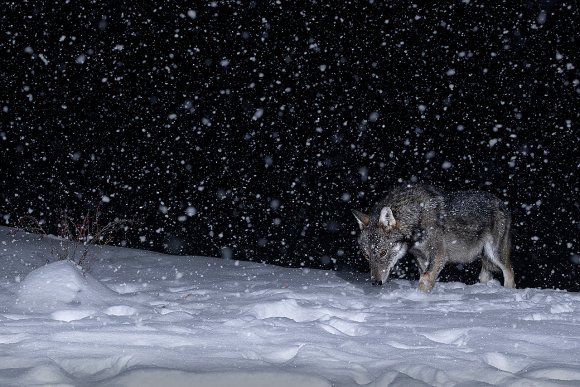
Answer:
[372,280,383,286]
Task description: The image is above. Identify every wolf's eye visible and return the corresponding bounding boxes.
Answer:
[379,249,388,257]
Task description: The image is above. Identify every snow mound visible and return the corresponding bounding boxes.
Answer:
[16,260,121,312]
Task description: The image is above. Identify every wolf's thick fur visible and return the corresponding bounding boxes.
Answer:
[353,184,515,291]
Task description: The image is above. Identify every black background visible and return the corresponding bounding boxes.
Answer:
[2,1,579,290]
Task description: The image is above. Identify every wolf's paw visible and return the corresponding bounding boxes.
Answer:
[418,274,434,292]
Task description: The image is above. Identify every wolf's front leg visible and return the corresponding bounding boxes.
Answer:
[418,255,447,292]
[418,273,434,292]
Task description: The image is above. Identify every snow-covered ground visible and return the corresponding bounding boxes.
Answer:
[1,226,579,386]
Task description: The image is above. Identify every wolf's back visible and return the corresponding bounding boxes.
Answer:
[372,184,444,233]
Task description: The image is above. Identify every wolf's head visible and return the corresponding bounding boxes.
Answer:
[352,207,408,286]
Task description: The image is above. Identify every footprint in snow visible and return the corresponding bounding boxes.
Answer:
[0,333,29,344]
[482,352,531,374]
[523,366,580,382]
[104,305,137,316]
[51,309,95,322]
[261,345,304,364]
[318,318,369,337]
[250,299,367,323]
[422,328,470,346]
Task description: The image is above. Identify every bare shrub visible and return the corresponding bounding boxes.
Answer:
[16,207,134,271]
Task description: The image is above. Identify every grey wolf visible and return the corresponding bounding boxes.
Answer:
[352,184,515,291]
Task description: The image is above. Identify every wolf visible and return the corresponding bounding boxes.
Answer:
[352,184,515,291]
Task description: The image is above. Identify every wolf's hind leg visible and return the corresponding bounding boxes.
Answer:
[479,266,493,283]
[484,240,516,288]
[502,264,516,288]
[413,253,428,276]
[479,258,496,284]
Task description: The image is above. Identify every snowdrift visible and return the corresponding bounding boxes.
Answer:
[16,260,123,314]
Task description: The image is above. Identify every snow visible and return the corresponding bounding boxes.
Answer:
[1,226,580,386]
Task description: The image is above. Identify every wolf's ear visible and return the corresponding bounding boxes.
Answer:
[379,207,396,229]
[351,210,370,230]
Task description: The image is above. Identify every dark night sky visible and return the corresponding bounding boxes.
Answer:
[2,1,579,290]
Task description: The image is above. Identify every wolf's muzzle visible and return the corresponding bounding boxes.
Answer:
[372,280,383,286]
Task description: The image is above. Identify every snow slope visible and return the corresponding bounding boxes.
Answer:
[1,226,579,386]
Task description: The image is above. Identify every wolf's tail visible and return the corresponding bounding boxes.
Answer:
[499,211,511,264]
[498,206,516,287]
